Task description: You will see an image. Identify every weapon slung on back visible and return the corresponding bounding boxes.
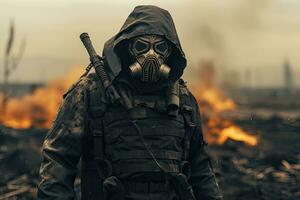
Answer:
[80,32,123,105]
[80,33,110,87]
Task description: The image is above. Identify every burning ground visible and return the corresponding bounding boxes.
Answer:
[0,68,83,129]
[0,68,299,199]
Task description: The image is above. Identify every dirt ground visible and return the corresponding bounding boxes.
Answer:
[0,109,299,200]
[211,115,300,200]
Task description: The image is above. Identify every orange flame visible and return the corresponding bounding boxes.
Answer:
[0,62,258,146]
[192,85,258,146]
[217,126,258,146]
[194,87,236,112]
[0,67,83,129]
[191,59,258,146]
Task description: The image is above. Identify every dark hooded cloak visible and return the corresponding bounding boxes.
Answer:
[38,5,222,200]
[103,5,187,82]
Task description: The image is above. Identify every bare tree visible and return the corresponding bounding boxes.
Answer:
[1,19,26,111]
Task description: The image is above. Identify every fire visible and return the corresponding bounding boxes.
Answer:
[0,61,258,146]
[192,86,258,146]
[218,126,258,146]
[190,59,258,146]
[194,87,236,112]
[0,67,83,129]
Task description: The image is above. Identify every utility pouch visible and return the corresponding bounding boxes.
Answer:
[168,173,196,200]
[103,176,126,200]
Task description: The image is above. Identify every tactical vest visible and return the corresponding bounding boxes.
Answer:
[81,78,196,200]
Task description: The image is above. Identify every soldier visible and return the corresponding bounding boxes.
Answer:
[38,5,222,200]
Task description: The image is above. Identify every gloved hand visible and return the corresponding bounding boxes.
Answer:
[103,176,126,200]
[168,173,196,200]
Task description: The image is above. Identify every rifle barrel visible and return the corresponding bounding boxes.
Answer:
[80,33,98,59]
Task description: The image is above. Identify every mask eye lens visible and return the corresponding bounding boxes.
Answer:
[133,40,149,54]
[155,41,169,55]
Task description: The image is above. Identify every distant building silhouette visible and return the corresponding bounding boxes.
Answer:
[198,59,215,88]
[283,60,293,92]
[0,83,44,98]
[244,68,252,88]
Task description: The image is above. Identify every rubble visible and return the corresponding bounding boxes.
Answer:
[209,115,300,200]
[0,127,45,199]
[0,115,299,199]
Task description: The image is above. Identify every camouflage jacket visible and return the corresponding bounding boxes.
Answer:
[37,74,222,200]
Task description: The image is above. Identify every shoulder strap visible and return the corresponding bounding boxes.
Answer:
[179,80,196,176]
[85,77,112,178]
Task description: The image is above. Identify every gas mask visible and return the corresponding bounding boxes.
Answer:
[128,35,172,82]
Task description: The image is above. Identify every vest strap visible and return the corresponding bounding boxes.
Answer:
[179,87,196,176]
[132,95,167,113]
[113,162,180,175]
[122,181,169,193]
[111,150,182,162]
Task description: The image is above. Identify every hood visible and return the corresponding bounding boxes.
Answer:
[102,5,187,82]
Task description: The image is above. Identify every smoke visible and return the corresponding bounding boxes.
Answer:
[232,0,271,29]
[181,0,272,84]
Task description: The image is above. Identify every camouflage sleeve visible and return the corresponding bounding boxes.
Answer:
[188,92,223,200]
[37,78,88,200]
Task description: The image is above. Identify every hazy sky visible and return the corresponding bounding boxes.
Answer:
[0,0,299,87]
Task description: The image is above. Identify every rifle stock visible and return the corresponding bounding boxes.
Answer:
[80,32,132,109]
